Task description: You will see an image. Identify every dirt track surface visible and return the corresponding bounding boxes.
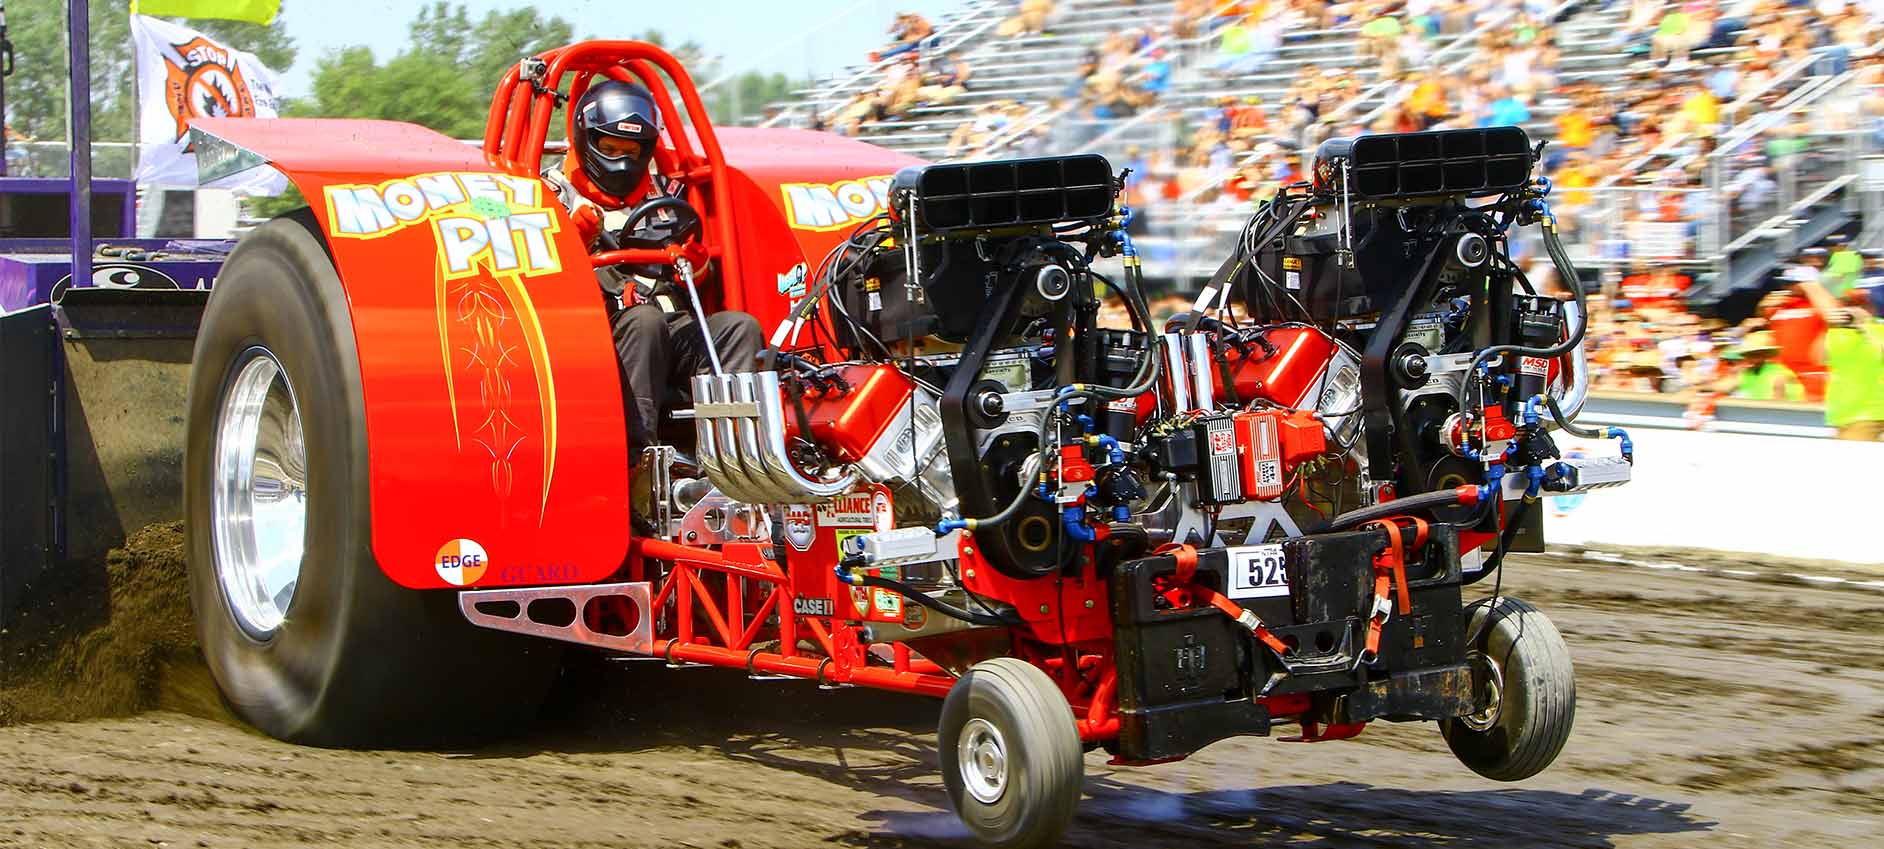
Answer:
[3,547,1882,849]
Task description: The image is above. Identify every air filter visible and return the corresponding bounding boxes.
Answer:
[1316,127,1534,202]
[895,154,1115,233]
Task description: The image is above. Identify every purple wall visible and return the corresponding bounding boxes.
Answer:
[0,240,223,313]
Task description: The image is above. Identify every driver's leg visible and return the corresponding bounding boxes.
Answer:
[666,310,764,409]
[611,301,671,452]
[706,311,764,374]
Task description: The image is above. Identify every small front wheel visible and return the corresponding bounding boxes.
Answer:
[1441,596,1576,781]
[938,658,1084,849]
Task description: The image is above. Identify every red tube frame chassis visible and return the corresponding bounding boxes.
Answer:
[193,39,1508,751]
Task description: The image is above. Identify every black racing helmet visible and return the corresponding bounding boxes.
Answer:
[573,80,662,199]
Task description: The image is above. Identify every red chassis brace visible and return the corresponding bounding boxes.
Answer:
[621,531,1328,751]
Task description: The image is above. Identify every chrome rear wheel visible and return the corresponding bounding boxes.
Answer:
[210,347,308,639]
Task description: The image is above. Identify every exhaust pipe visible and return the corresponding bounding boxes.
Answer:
[691,371,856,504]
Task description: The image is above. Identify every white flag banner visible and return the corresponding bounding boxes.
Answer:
[131,14,286,193]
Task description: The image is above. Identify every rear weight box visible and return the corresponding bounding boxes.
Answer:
[1109,530,1381,760]
[1109,524,1470,760]
[1110,553,1269,762]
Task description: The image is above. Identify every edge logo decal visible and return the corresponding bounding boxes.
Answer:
[435,538,490,586]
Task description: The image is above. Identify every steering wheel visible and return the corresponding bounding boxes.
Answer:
[615,194,703,251]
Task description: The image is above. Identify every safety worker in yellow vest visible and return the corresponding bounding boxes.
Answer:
[1801,278,1884,441]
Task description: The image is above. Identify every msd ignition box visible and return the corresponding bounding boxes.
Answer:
[1145,410,1327,505]
[1109,524,1473,762]
[1144,414,1243,504]
[783,486,904,624]
[1232,409,1326,500]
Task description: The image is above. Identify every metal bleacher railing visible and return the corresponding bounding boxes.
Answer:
[1123,0,1588,283]
[759,0,1010,131]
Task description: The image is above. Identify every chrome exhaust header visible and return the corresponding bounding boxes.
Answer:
[691,371,857,503]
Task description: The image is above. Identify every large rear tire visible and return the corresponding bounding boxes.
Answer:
[938,658,1084,849]
[184,212,562,748]
[1440,596,1575,781]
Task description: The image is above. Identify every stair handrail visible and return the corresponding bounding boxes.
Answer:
[1595,51,1822,189]
[970,0,1247,159]
[760,0,1008,128]
[1169,0,1572,206]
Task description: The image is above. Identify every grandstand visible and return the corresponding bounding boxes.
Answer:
[765,0,1884,322]
[767,0,1168,159]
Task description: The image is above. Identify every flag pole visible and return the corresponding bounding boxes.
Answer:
[0,0,14,176]
[67,0,91,289]
[128,5,141,184]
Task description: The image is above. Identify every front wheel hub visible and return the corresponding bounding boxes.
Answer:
[1460,650,1506,732]
[958,717,1010,804]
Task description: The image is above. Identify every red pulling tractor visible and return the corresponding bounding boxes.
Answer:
[181,41,1631,848]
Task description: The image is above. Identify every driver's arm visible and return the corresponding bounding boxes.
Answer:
[543,167,609,247]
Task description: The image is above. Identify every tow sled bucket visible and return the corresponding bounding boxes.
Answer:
[0,288,206,627]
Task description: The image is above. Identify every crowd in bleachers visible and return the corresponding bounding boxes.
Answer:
[1118,0,1881,212]
[799,0,1884,435]
[1579,241,1884,438]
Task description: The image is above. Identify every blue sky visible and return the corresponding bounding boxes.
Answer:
[276,0,956,97]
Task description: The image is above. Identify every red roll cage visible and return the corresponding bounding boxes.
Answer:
[482,41,745,312]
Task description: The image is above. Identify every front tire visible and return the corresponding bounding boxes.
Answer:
[938,658,1084,849]
[184,212,561,747]
[1441,596,1575,781]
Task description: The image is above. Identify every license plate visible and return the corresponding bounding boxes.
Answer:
[1227,544,1290,600]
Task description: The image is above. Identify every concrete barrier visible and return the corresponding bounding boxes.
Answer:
[1545,425,1881,564]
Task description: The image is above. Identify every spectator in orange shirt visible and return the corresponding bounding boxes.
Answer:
[1405,71,1448,128]
[1228,96,1269,139]
[1555,101,1596,149]
[873,12,935,62]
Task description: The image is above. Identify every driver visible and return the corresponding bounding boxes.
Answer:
[547,79,764,453]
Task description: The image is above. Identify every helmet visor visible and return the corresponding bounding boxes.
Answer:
[592,134,646,162]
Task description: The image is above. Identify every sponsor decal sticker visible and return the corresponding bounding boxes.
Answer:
[779,175,894,232]
[793,596,835,617]
[322,171,565,279]
[777,262,808,298]
[435,538,490,586]
[1520,356,1550,377]
[617,121,643,133]
[493,561,581,584]
[816,492,880,527]
[784,504,815,551]
[833,528,870,556]
[50,263,182,301]
[871,490,893,532]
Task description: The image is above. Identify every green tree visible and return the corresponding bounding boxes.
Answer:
[624,29,804,127]
[297,3,572,139]
[2,0,295,177]
[710,70,801,126]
